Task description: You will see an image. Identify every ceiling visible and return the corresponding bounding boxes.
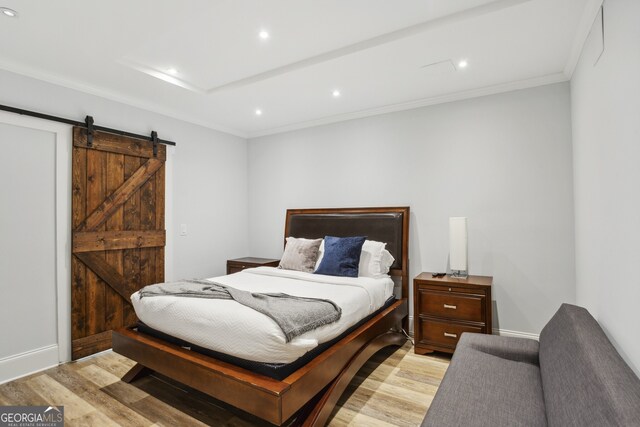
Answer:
[0,0,595,138]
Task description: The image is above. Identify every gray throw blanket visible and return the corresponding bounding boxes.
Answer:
[138,280,341,342]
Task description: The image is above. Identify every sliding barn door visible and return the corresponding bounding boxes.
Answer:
[71,127,166,359]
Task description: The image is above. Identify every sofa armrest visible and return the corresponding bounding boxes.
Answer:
[458,333,539,365]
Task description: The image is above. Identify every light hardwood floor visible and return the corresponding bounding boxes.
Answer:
[0,342,450,426]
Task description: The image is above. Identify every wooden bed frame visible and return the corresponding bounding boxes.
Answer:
[112,207,410,426]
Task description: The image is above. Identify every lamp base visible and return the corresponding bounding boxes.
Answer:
[451,270,468,279]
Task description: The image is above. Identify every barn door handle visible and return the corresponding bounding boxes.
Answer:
[444,332,457,338]
[443,304,457,309]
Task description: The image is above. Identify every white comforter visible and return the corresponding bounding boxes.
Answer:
[131,267,394,363]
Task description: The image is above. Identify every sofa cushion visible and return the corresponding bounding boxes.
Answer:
[460,333,540,366]
[539,303,640,427]
[423,334,547,427]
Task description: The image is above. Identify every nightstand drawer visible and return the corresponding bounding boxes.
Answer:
[417,288,484,322]
[417,318,484,350]
[227,265,245,274]
[227,257,280,275]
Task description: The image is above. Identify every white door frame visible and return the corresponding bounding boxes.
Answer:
[0,110,72,364]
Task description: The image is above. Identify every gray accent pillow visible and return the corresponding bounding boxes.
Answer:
[278,237,323,273]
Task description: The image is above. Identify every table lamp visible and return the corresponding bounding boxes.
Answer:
[449,217,468,278]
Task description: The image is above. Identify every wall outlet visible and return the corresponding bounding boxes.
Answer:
[180,224,187,236]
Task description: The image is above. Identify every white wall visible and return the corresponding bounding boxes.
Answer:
[571,0,640,375]
[248,83,575,336]
[0,123,59,381]
[0,69,249,280]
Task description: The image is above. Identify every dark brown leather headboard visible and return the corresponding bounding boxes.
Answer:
[284,207,410,298]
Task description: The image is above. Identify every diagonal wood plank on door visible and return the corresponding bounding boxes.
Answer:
[77,158,163,232]
[75,252,140,302]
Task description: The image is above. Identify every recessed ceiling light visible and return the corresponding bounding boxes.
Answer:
[1,7,18,17]
[458,59,468,69]
[166,68,178,75]
[259,30,270,40]
[332,90,341,98]
[255,109,263,116]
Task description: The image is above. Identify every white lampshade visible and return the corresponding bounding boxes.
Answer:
[449,217,468,272]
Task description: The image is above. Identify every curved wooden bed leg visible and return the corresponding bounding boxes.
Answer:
[121,363,152,383]
[301,331,408,427]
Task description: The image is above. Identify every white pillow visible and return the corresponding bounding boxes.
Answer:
[379,249,395,275]
[358,240,387,278]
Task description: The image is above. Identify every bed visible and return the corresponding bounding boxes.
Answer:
[112,207,409,426]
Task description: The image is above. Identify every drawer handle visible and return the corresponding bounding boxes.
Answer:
[444,332,458,338]
[443,304,457,309]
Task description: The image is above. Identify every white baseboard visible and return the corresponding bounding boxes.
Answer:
[0,345,60,385]
[407,315,539,340]
[408,315,415,336]
[493,328,540,340]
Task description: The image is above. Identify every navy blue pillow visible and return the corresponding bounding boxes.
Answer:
[314,236,367,278]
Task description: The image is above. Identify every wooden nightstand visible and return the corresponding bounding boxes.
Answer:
[413,273,492,354]
[227,257,280,274]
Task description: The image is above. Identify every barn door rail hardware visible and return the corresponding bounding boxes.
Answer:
[85,115,94,147]
[151,130,159,157]
[0,103,177,147]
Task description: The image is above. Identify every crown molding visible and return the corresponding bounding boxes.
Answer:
[0,60,248,138]
[563,0,604,78]
[0,64,570,142]
[248,73,569,139]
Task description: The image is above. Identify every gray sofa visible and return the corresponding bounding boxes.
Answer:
[422,303,640,426]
